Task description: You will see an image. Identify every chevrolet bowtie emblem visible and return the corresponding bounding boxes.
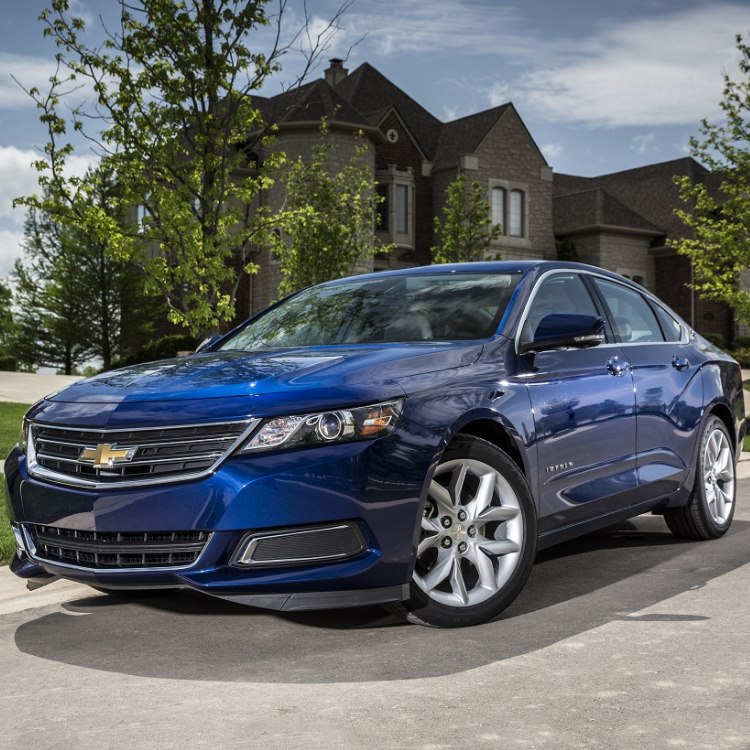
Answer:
[79,443,137,469]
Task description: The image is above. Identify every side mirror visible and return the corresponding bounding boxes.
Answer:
[195,333,222,354]
[518,314,605,354]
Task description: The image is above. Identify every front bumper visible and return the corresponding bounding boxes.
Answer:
[4,428,437,608]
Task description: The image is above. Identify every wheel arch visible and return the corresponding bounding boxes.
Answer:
[704,401,737,458]
[452,417,528,479]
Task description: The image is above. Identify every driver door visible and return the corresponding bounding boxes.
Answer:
[519,272,637,535]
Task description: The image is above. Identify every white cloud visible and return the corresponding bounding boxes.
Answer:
[503,4,749,127]
[319,0,532,59]
[488,82,512,108]
[630,132,657,154]
[69,0,95,30]
[0,146,98,276]
[0,228,23,279]
[0,53,59,110]
[0,146,97,225]
[0,147,43,225]
[541,143,564,160]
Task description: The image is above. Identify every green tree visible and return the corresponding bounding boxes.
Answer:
[0,281,16,368]
[671,34,750,323]
[267,122,393,296]
[12,219,93,374]
[431,174,502,264]
[15,0,349,335]
[13,173,154,373]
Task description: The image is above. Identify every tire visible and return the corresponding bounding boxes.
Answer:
[388,435,537,628]
[664,415,736,540]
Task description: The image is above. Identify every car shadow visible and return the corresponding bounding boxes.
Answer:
[13,514,750,683]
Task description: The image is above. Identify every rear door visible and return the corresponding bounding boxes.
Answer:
[589,276,700,498]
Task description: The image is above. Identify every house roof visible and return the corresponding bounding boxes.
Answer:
[553,187,664,236]
[256,62,548,176]
[433,104,511,169]
[554,157,713,239]
[255,79,373,130]
[335,63,443,158]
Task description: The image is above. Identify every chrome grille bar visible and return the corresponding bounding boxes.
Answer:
[27,418,259,489]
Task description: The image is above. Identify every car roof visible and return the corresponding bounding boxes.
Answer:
[323,260,632,286]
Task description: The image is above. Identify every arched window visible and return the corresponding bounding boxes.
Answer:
[491,187,506,231]
[509,189,525,237]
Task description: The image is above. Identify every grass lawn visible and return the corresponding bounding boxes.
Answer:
[1,402,29,566]
[0,474,13,566]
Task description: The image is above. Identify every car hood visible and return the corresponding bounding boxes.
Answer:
[29,343,483,427]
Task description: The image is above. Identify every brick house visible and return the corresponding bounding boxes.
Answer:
[241,60,727,341]
[553,158,730,342]
[242,59,556,315]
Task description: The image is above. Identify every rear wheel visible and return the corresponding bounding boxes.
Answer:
[664,415,736,540]
[388,435,537,628]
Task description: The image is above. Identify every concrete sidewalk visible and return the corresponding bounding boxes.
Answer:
[0,370,81,404]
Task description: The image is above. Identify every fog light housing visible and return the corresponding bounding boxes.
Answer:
[231,522,367,567]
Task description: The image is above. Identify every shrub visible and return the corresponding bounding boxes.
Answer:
[702,332,726,349]
[112,334,197,369]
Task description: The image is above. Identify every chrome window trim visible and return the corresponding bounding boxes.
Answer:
[26,418,261,490]
[19,525,215,574]
[514,268,690,353]
[588,275,689,347]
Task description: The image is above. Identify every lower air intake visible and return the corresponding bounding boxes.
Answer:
[231,522,367,567]
[28,525,210,570]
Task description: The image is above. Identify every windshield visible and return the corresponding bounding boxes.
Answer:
[220,271,522,351]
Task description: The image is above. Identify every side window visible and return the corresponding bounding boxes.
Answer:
[592,278,664,343]
[525,273,600,338]
[651,302,683,342]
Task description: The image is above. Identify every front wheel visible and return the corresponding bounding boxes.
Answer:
[388,435,537,628]
[664,415,736,540]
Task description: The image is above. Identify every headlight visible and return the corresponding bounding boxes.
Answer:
[237,399,404,453]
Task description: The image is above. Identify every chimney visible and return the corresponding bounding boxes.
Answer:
[325,58,348,87]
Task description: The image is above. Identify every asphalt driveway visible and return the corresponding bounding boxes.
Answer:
[2,485,749,749]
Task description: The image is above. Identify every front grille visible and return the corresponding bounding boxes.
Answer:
[29,419,254,487]
[28,524,210,569]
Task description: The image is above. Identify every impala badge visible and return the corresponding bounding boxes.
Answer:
[79,443,137,469]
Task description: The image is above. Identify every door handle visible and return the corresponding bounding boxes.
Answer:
[606,357,630,377]
[672,356,689,371]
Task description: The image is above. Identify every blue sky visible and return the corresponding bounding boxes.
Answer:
[0,0,748,277]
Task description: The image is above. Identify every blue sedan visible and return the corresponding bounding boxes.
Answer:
[4,261,744,627]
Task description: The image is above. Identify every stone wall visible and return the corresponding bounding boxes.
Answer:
[469,107,555,260]
[596,231,655,290]
[560,232,601,267]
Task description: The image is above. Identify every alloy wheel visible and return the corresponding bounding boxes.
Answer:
[414,458,525,608]
[703,427,735,525]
